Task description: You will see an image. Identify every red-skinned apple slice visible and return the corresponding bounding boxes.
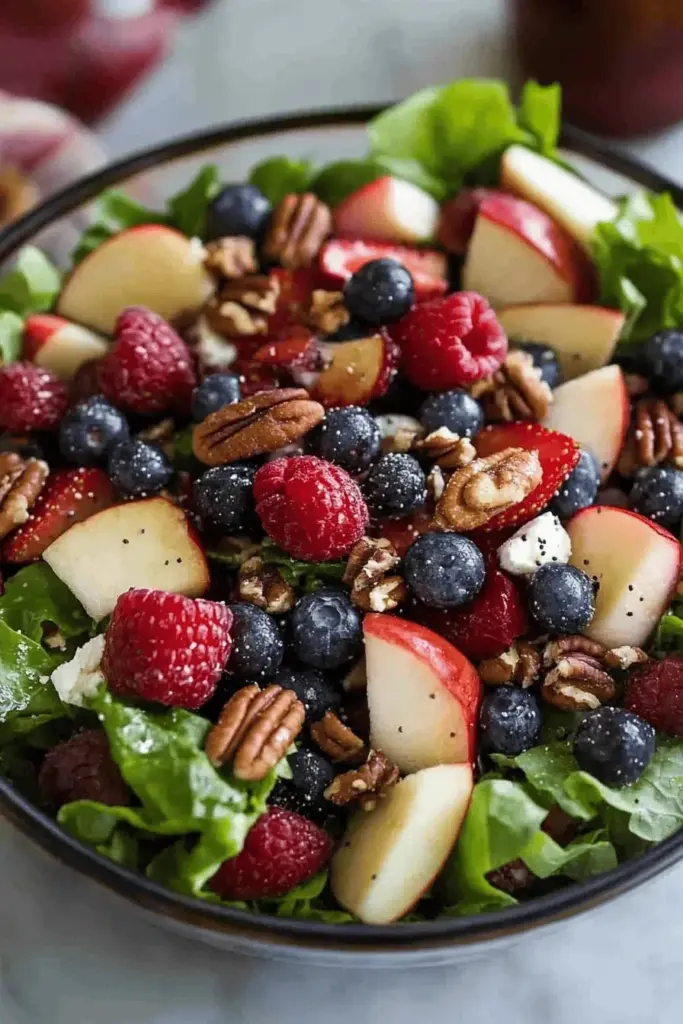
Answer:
[57,225,213,334]
[364,613,481,772]
[333,176,440,244]
[498,304,625,381]
[331,763,473,925]
[543,365,629,481]
[319,239,447,299]
[462,193,593,308]
[313,331,398,407]
[501,145,617,253]
[23,313,109,380]
[568,505,682,648]
[436,187,497,255]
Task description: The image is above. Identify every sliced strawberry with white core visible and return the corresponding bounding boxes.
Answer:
[498,304,625,381]
[23,314,109,380]
[500,145,618,253]
[333,176,439,245]
[331,763,473,925]
[475,422,580,531]
[568,505,681,648]
[364,613,481,772]
[314,331,398,407]
[462,193,592,308]
[543,365,629,481]
[319,239,447,300]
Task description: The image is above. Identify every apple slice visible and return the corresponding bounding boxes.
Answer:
[462,193,592,308]
[333,176,439,244]
[331,763,473,924]
[498,304,625,381]
[568,505,681,648]
[364,613,481,772]
[314,331,398,407]
[23,313,109,380]
[43,497,209,621]
[57,225,213,334]
[543,365,628,481]
[501,145,617,253]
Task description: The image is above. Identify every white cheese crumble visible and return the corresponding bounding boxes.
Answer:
[194,315,238,369]
[51,635,106,707]
[497,512,571,576]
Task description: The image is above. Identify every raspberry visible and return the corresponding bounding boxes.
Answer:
[625,656,683,736]
[102,590,232,709]
[98,307,197,415]
[0,362,68,432]
[39,729,128,809]
[254,455,369,561]
[391,291,507,391]
[210,807,333,900]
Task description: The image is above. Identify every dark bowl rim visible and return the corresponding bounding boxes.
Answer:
[0,104,682,953]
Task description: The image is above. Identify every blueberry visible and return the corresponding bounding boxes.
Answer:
[548,448,600,519]
[274,666,340,723]
[514,342,562,389]
[226,602,284,680]
[364,453,426,517]
[528,562,595,634]
[206,183,271,242]
[641,329,683,394]
[306,406,380,475]
[107,439,171,497]
[573,707,655,786]
[419,390,484,438]
[191,373,241,422]
[479,687,542,756]
[404,532,485,608]
[343,258,414,326]
[59,396,129,466]
[193,464,256,531]
[630,466,683,528]
[290,588,362,669]
[269,748,336,822]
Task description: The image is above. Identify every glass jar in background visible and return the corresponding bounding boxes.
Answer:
[513,0,683,138]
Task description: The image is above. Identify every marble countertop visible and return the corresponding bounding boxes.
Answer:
[4,2,683,1020]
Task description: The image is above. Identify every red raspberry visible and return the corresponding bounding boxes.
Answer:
[210,807,333,900]
[39,729,129,809]
[254,455,369,561]
[102,589,232,709]
[98,306,196,415]
[0,362,68,432]
[391,291,507,391]
[625,656,683,736]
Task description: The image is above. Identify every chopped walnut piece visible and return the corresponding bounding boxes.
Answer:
[203,274,280,337]
[543,635,608,667]
[310,711,367,765]
[413,428,476,469]
[479,641,541,689]
[324,749,399,811]
[306,290,350,334]
[604,646,649,670]
[204,236,257,279]
[238,555,295,614]
[541,636,618,711]
[0,453,49,540]
[343,536,406,613]
[471,350,552,422]
[618,398,683,476]
[434,447,542,532]
[262,193,332,268]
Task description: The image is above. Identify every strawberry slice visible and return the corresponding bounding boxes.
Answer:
[267,267,325,335]
[252,327,317,370]
[319,239,448,300]
[474,422,580,532]
[2,468,116,563]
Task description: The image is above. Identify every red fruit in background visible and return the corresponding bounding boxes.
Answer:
[210,808,333,900]
[319,239,448,300]
[0,362,68,433]
[102,589,232,709]
[625,656,683,736]
[474,422,580,532]
[437,187,498,255]
[391,291,507,391]
[374,507,435,558]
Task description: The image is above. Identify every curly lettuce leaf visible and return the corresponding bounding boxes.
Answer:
[0,564,91,646]
[167,164,221,238]
[0,311,24,365]
[516,80,562,158]
[0,247,61,315]
[249,156,316,206]
[260,539,346,592]
[0,620,65,742]
[72,191,165,263]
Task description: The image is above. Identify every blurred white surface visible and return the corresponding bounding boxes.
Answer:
[4,1,683,1021]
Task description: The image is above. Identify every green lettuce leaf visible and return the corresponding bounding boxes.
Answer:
[261,871,354,922]
[167,165,221,238]
[0,620,65,741]
[249,156,316,206]
[0,564,91,646]
[517,80,561,157]
[261,539,346,592]
[0,311,24,365]
[72,191,165,263]
[0,247,61,315]
[651,600,683,656]
[311,156,447,207]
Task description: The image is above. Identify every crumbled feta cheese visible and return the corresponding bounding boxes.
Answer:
[497,512,571,576]
[194,315,237,369]
[51,635,106,707]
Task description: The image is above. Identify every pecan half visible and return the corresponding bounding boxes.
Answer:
[306,290,350,334]
[543,635,608,667]
[618,398,683,476]
[343,536,406,613]
[479,641,541,688]
[434,447,542,531]
[262,193,332,268]
[310,710,366,765]
[413,428,477,469]
[206,684,305,781]
[203,274,280,337]
[193,387,324,465]
[542,655,616,710]
[238,555,295,614]
[204,237,257,280]
[471,350,552,422]
[325,750,399,811]
[0,453,49,540]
